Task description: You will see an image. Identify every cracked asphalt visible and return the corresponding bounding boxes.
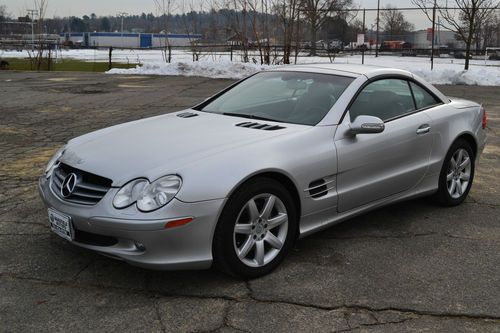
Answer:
[0,71,499,332]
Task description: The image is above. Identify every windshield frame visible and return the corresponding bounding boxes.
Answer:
[192,70,355,126]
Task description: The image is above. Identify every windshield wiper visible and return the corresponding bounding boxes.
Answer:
[222,112,285,123]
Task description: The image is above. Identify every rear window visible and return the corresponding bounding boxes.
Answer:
[410,82,441,109]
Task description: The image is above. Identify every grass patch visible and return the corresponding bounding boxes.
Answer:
[0,58,137,72]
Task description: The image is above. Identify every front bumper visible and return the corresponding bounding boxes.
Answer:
[38,176,225,270]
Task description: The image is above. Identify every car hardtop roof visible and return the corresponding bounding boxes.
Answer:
[269,63,413,79]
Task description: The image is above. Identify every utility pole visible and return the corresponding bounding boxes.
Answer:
[118,12,128,35]
[27,9,39,50]
[375,0,380,57]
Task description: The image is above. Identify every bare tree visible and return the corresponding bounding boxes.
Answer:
[299,0,352,55]
[0,5,11,35]
[412,0,499,70]
[380,5,415,38]
[481,12,500,47]
[27,0,49,70]
[0,5,11,20]
[154,0,176,63]
[274,0,300,63]
[180,0,204,61]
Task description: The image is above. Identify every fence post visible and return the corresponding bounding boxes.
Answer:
[230,44,233,62]
[48,47,52,71]
[362,8,366,65]
[108,47,113,70]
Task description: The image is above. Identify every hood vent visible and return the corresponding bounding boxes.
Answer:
[177,112,199,118]
[236,121,285,131]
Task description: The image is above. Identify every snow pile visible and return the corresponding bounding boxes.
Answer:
[334,55,500,86]
[107,59,273,79]
[107,55,500,86]
[411,67,500,86]
[3,48,499,85]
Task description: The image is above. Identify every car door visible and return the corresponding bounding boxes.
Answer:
[334,78,434,212]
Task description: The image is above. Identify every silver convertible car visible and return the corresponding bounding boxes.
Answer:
[39,64,487,277]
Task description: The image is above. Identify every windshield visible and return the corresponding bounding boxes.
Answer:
[197,71,354,126]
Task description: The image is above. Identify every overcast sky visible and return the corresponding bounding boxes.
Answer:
[2,0,432,29]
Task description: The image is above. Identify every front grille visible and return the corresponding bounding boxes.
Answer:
[50,163,112,205]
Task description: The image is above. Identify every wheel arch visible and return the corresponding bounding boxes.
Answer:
[225,170,302,221]
[453,132,478,158]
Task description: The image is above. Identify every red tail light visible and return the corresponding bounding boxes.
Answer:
[481,106,487,130]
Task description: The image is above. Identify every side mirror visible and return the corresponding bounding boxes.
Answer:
[349,115,385,135]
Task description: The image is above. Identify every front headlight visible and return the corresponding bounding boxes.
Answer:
[113,175,182,212]
[44,145,66,179]
[112,179,149,209]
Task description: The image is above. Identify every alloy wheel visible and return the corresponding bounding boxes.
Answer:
[446,148,472,199]
[233,193,288,268]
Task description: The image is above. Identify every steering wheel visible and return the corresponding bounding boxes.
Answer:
[288,94,337,123]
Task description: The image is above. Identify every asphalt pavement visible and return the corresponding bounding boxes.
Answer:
[0,71,499,332]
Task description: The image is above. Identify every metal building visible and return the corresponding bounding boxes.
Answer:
[59,32,202,48]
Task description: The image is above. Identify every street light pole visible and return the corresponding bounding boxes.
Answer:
[118,12,128,35]
[27,9,38,50]
[375,0,380,57]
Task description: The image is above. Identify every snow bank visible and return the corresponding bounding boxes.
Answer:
[334,55,500,86]
[107,56,500,86]
[410,67,500,86]
[2,48,499,85]
[107,59,273,79]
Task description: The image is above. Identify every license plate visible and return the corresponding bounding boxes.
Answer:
[48,208,73,241]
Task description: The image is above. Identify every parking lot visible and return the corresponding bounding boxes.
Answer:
[0,71,499,332]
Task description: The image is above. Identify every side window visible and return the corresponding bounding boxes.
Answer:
[410,82,440,109]
[349,79,415,122]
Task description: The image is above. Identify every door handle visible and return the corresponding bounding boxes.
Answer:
[416,124,431,135]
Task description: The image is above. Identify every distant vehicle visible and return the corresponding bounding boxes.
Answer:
[488,52,500,60]
[39,64,487,278]
[314,40,343,52]
[380,40,408,51]
[328,39,344,51]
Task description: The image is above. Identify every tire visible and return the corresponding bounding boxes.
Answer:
[213,177,298,278]
[435,139,475,206]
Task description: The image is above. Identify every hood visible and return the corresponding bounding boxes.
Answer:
[61,110,307,186]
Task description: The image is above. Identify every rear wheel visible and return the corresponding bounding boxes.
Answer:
[213,178,298,278]
[435,139,475,206]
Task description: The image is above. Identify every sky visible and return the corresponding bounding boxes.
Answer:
[1,0,432,29]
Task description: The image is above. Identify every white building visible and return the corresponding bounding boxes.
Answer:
[411,29,465,49]
[60,32,202,48]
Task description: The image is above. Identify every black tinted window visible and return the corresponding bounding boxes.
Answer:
[410,82,440,109]
[350,79,416,122]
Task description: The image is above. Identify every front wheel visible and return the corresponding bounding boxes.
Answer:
[435,139,475,206]
[213,178,298,278]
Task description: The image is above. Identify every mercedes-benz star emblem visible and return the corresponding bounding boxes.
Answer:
[61,173,78,198]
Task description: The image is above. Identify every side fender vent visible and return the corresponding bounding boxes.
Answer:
[177,112,199,118]
[236,122,285,131]
[305,177,336,199]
